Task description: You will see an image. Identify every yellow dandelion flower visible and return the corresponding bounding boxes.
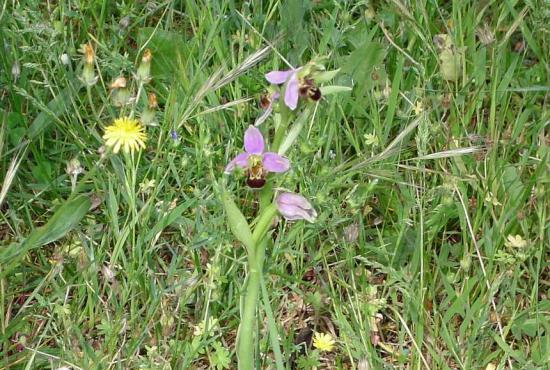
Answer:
[103,117,147,154]
[312,332,335,352]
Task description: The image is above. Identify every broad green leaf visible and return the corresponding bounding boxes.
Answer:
[439,49,460,82]
[4,110,26,147]
[144,200,193,243]
[27,86,76,140]
[0,195,91,270]
[137,27,190,80]
[341,41,384,89]
[24,195,91,248]
[314,69,340,83]
[221,191,254,254]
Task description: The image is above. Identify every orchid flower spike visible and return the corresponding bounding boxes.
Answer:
[265,67,321,110]
[225,126,290,188]
[275,192,317,223]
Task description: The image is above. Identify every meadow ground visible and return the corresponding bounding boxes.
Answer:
[0,1,549,369]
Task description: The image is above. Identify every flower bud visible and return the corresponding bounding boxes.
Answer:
[275,192,317,223]
[109,76,127,89]
[66,158,84,177]
[80,43,95,65]
[81,63,98,86]
[136,49,152,83]
[11,62,20,81]
[110,76,132,106]
[79,43,98,86]
[147,91,158,109]
[140,92,158,126]
[60,53,70,66]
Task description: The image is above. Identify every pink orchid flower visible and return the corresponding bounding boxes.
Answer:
[265,68,301,110]
[225,126,290,188]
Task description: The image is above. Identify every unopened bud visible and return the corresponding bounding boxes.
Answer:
[60,53,70,66]
[476,24,495,46]
[119,16,130,29]
[109,76,127,89]
[147,92,158,109]
[11,62,20,81]
[136,49,152,83]
[80,43,95,65]
[140,93,158,126]
[111,88,132,107]
[66,158,84,177]
[102,264,115,282]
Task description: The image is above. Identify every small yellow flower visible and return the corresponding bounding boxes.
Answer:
[312,332,335,352]
[505,234,528,249]
[484,192,501,206]
[103,117,147,154]
[413,101,424,116]
[364,133,379,146]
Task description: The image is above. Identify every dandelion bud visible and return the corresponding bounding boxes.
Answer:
[275,192,317,223]
[101,264,115,282]
[141,92,158,126]
[66,158,84,177]
[119,16,130,29]
[79,43,98,86]
[66,158,83,191]
[136,49,152,83]
[476,24,495,46]
[11,62,20,81]
[80,43,95,65]
[109,76,127,89]
[110,76,132,107]
[60,53,70,66]
[358,359,370,370]
[81,64,98,86]
[147,92,158,109]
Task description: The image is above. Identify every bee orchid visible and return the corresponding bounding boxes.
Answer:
[265,67,321,110]
[265,69,300,110]
[225,126,290,188]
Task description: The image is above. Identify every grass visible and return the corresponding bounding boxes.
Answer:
[1,0,549,369]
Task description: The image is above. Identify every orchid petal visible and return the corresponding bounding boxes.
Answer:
[244,125,264,154]
[224,152,250,173]
[262,152,290,173]
[275,192,317,223]
[265,70,295,84]
[284,73,299,110]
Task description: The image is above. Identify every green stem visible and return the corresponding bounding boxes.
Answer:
[237,237,266,370]
[252,204,277,243]
[237,204,277,370]
[271,107,290,152]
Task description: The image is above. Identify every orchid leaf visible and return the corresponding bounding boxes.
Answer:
[319,85,352,95]
[221,191,254,254]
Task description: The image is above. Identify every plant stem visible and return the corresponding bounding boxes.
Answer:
[271,106,290,153]
[237,237,266,370]
[237,204,277,370]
